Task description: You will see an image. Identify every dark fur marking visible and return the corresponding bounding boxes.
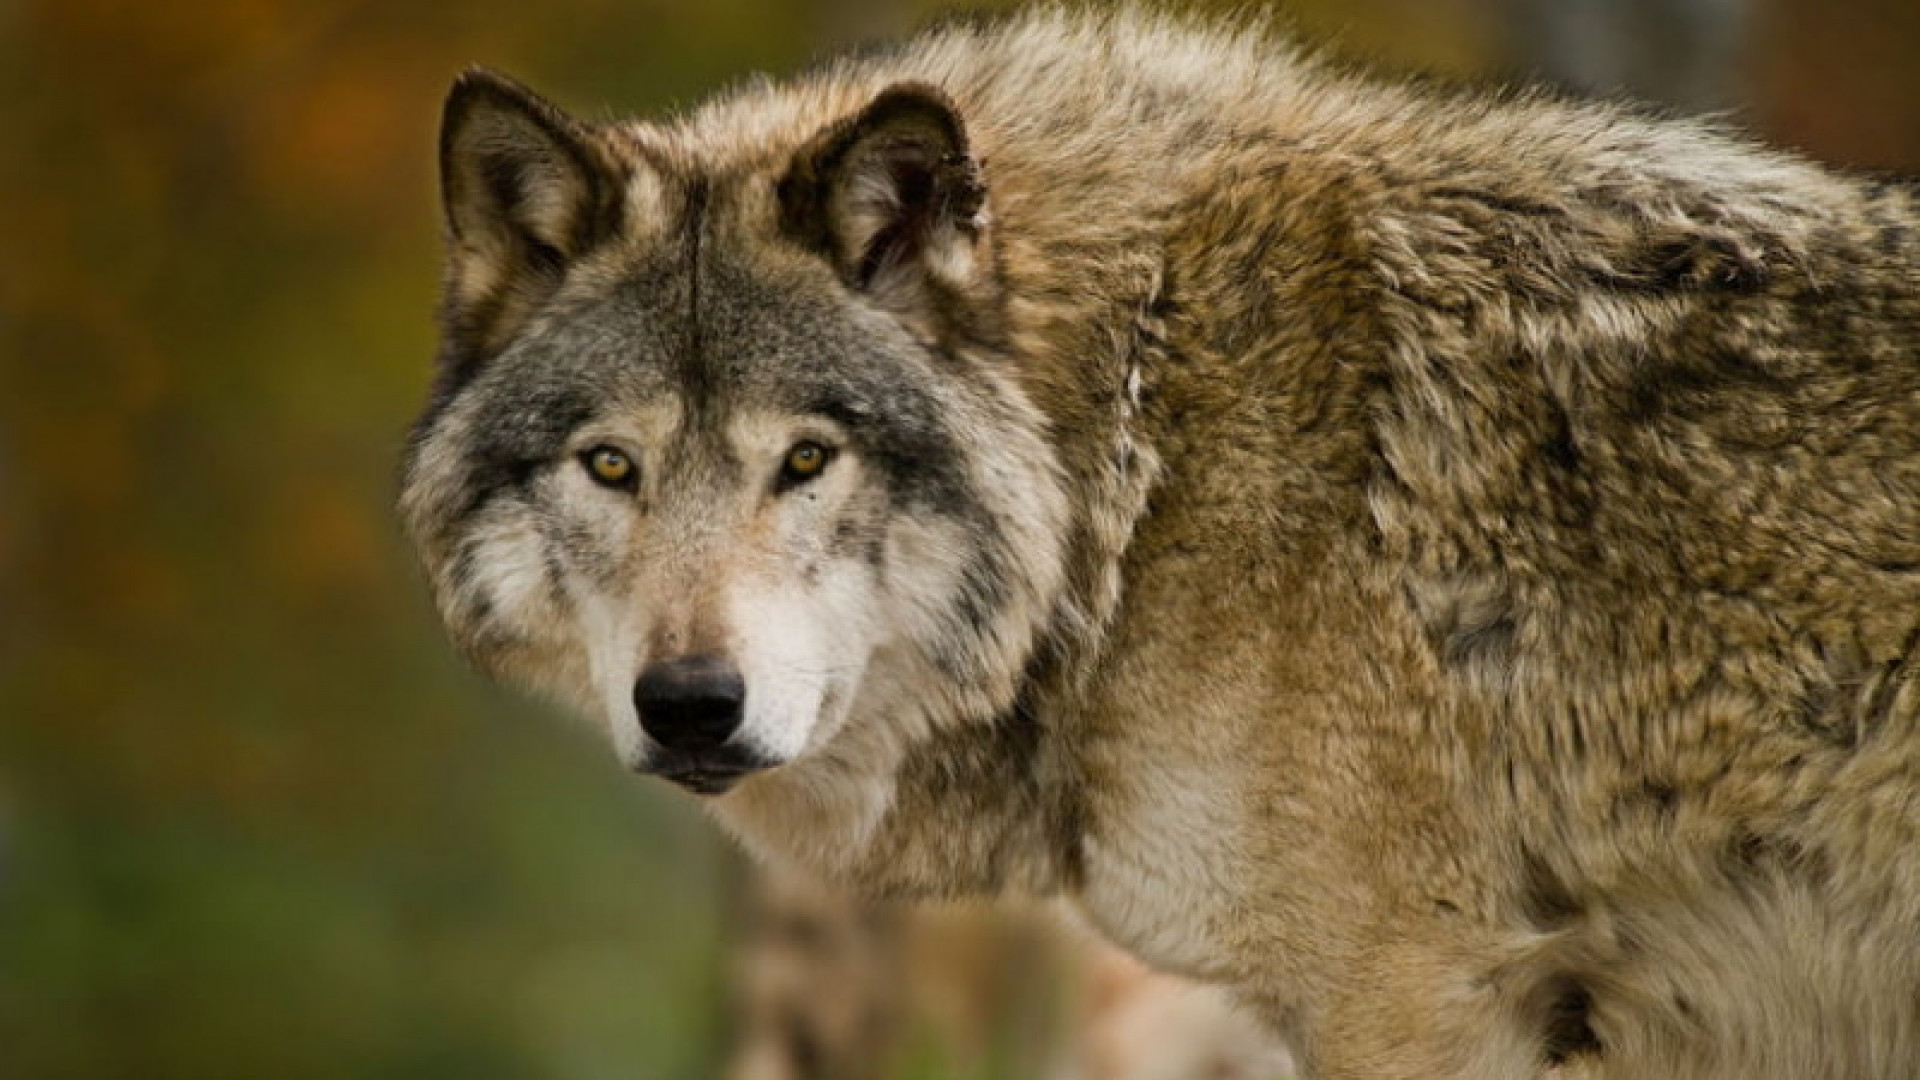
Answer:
[1011,671,1089,890]
[1640,779,1679,816]
[1446,614,1518,672]
[928,547,1012,675]
[1865,174,1918,257]
[1622,343,1795,424]
[1592,231,1768,295]
[1540,976,1604,1064]
[828,515,864,554]
[424,311,500,416]
[1610,918,1645,960]
[476,150,565,248]
[1562,708,1588,761]
[1407,574,1520,679]
[827,514,889,573]
[1529,399,1595,537]
[1518,846,1582,929]
[1728,827,1768,873]
[1881,220,1912,258]
[778,1006,827,1080]
[456,389,596,520]
[806,392,877,431]
[1794,682,1858,749]
[447,546,485,617]
[775,910,827,950]
[683,176,714,405]
[1540,407,1582,473]
[1724,825,1831,888]
[540,539,571,609]
[1607,778,1671,826]
[455,456,541,524]
[1427,186,1564,220]
[855,159,932,289]
[1855,628,1920,743]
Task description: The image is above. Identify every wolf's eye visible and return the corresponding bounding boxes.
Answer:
[778,441,833,489]
[581,446,637,490]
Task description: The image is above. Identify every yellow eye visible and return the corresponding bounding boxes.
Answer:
[583,446,635,488]
[782,441,831,484]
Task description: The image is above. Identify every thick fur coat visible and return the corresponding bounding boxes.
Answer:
[402,9,1920,1077]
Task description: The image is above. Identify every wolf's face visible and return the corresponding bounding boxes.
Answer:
[402,73,1068,795]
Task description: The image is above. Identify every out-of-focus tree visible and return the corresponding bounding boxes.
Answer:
[1504,0,1751,110]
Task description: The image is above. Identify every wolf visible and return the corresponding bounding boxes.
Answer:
[400,8,1920,1077]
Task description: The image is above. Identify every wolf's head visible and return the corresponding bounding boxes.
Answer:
[401,71,1069,797]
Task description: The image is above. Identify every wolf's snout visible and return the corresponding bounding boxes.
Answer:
[635,655,746,754]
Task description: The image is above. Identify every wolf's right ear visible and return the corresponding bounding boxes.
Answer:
[437,69,626,360]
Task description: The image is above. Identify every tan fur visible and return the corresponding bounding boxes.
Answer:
[407,8,1920,1077]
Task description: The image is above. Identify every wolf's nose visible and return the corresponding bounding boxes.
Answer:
[635,656,745,753]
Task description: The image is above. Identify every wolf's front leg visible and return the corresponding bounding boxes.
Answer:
[724,862,1294,1080]
[724,865,903,1080]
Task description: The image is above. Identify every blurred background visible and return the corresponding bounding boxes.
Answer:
[2,1,1916,1078]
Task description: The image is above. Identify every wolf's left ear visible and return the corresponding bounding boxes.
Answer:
[438,69,626,359]
[779,84,991,308]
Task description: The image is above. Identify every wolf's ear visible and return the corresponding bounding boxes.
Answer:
[779,84,991,309]
[437,69,625,358]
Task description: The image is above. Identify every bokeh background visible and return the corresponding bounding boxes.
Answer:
[3,1,1917,1078]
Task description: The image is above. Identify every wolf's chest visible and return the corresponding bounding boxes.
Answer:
[1071,767,1248,982]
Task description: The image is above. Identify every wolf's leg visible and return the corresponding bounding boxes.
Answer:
[722,861,1296,1080]
[724,865,904,1080]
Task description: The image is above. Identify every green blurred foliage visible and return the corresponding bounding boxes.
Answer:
[0,0,1913,1078]
[0,3,858,1077]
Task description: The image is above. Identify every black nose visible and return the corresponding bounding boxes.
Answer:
[635,655,745,754]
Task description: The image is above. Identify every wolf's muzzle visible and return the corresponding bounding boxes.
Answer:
[635,655,766,794]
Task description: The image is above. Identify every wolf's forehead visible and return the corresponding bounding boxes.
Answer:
[521,239,916,406]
